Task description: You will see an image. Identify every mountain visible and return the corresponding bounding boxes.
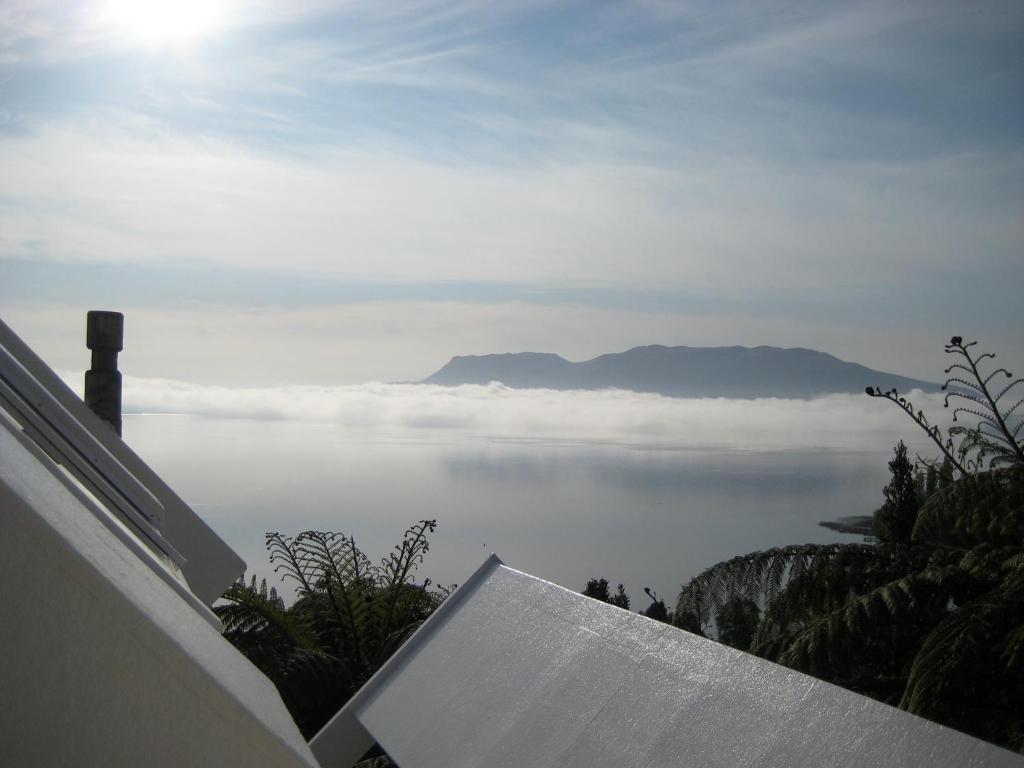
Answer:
[420,345,938,399]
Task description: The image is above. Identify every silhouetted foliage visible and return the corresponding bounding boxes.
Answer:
[639,587,673,624]
[674,609,706,636]
[612,583,630,610]
[874,441,920,547]
[717,597,761,651]
[678,338,1024,750]
[217,520,450,739]
[582,577,631,610]
[581,581,676,624]
[866,336,1024,473]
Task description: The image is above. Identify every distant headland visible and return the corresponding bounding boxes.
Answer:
[420,344,938,399]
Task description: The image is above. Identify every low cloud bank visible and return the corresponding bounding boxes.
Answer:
[104,376,951,452]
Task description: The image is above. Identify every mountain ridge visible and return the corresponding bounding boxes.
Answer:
[421,344,938,399]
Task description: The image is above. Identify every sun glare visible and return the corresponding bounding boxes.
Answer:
[101,0,225,47]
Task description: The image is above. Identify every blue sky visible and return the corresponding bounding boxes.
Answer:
[2,0,1022,383]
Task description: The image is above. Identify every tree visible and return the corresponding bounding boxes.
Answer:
[217,520,449,740]
[639,587,673,624]
[582,578,631,609]
[581,581,678,627]
[675,338,1024,750]
[874,441,920,547]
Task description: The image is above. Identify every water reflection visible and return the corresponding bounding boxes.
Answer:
[443,445,867,491]
[126,415,893,604]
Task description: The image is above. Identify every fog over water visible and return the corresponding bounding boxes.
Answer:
[115,378,951,604]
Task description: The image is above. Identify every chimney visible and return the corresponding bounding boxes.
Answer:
[85,311,124,436]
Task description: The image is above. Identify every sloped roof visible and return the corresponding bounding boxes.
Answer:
[312,555,1024,768]
[0,318,316,766]
[0,318,243,605]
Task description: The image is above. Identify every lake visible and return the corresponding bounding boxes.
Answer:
[121,386,943,606]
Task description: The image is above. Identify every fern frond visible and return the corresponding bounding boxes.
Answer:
[901,569,1024,717]
[866,387,967,474]
[912,467,1024,546]
[675,543,880,634]
[774,565,969,676]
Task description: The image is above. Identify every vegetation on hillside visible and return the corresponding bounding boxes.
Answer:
[674,338,1024,750]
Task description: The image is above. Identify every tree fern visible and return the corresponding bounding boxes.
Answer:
[912,467,1024,547]
[675,543,882,634]
[216,520,449,739]
[866,337,1024,473]
[900,566,1024,747]
[677,337,1024,749]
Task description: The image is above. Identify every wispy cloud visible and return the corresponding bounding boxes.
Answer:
[3,122,1020,299]
[6,1,1021,162]
[2,1,1021,387]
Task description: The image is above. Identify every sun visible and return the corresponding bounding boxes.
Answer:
[100,0,226,47]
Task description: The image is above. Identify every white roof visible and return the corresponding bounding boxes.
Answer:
[0,318,315,767]
[312,555,1024,768]
[0,402,319,766]
[0,318,243,606]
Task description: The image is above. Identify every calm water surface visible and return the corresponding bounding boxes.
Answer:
[125,413,892,603]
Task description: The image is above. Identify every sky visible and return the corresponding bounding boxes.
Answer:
[2,0,1023,385]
